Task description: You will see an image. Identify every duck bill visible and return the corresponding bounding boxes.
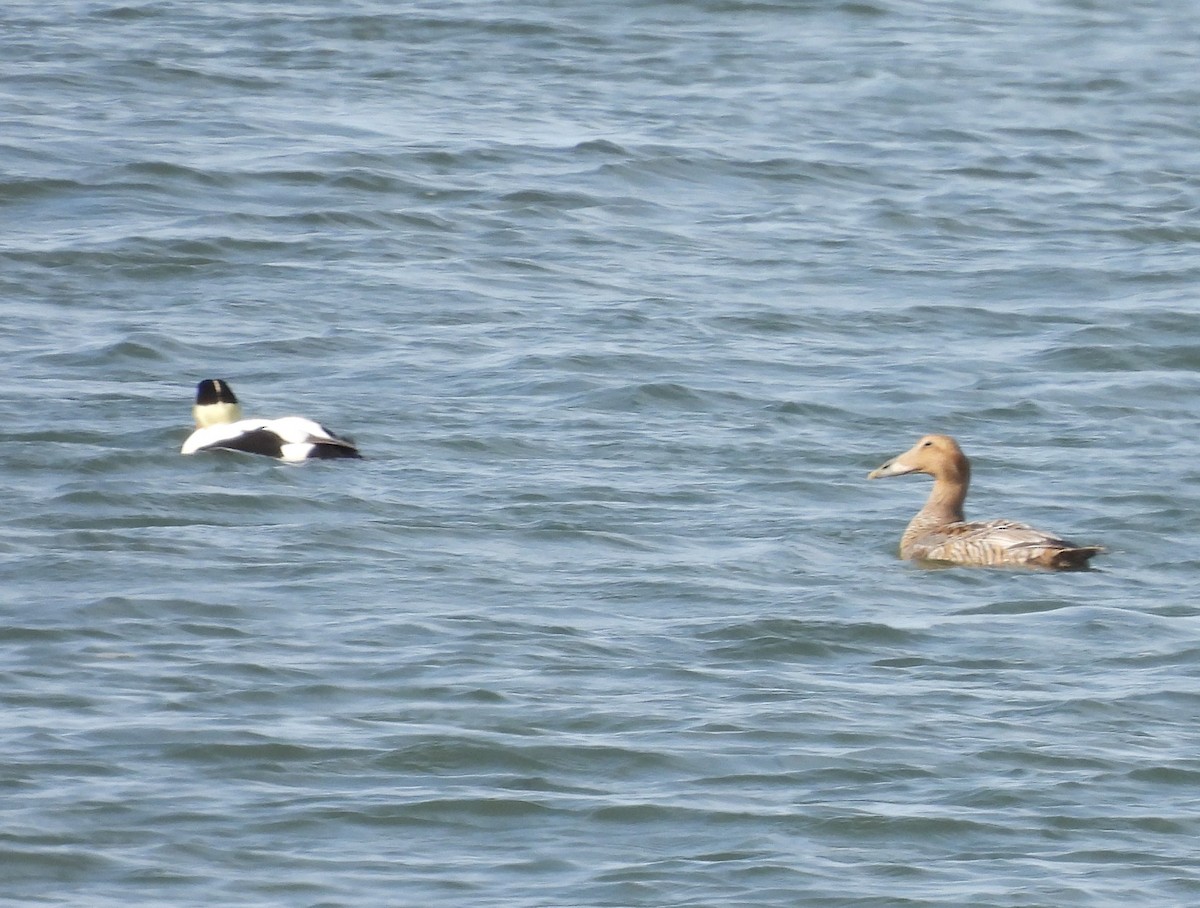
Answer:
[868,457,916,479]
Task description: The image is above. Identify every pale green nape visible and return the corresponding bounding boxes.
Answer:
[193,401,242,428]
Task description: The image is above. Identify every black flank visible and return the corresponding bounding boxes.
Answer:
[205,428,284,458]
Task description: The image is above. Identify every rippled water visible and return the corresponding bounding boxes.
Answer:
[4,1,1200,905]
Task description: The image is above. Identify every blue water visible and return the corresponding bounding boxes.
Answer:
[4,1,1200,905]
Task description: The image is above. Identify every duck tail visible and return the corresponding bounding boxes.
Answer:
[1048,546,1105,570]
[309,442,362,459]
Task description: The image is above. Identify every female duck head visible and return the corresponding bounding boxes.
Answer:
[868,434,970,485]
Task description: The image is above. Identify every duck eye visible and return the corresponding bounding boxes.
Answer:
[921,440,933,447]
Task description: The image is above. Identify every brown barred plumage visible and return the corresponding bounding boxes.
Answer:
[869,435,1102,570]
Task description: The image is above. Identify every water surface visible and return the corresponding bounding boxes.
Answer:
[3,1,1200,905]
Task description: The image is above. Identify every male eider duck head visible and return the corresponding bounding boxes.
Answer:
[193,378,243,428]
[181,378,361,462]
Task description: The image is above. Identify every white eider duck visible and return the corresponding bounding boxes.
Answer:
[868,434,1102,570]
[181,379,361,461]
